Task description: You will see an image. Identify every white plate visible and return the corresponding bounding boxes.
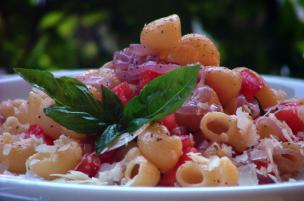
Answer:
[0,71,304,201]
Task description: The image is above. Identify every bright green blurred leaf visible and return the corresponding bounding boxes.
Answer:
[40,11,64,30]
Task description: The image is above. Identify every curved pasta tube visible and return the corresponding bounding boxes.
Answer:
[176,161,206,187]
[0,116,28,134]
[205,67,241,106]
[137,123,182,172]
[273,142,304,178]
[166,34,220,66]
[26,135,82,180]
[27,90,85,140]
[124,155,160,186]
[176,155,238,187]
[199,112,233,143]
[0,132,39,173]
[140,14,181,56]
[0,99,29,124]
[255,84,279,109]
[200,109,258,152]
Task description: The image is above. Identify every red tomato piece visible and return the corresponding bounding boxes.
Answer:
[75,152,101,177]
[159,114,177,131]
[252,159,268,169]
[240,69,264,101]
[180,135,194,153]
[158,167,178,186]
[275,107,304,133]
[98,149,118,164]
[24,125,54,145]
[112,82,135,105]
[138,70,162,89]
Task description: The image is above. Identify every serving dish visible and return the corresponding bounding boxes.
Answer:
[0,71,303,201]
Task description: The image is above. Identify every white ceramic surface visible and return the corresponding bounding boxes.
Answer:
[0,71,304,201]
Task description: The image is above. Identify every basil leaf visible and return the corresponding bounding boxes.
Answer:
[123,65,200,132]
[95,124,124,153]
[100,86,123,123]
[44,104,107,134]
[15,68,103,119]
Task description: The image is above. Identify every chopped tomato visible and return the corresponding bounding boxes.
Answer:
[159,114,177,131]
[158,167,177,186]
[275,106,304,134]
[180,135,194,153]
[112,82,135,105]
[24,125,54,145]
[98,149,118,164]
[252,159,268,169]
[240,69,264,101]
[75,152,101,177]
[139,70,162,89]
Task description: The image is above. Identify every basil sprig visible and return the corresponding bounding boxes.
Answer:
[15,65,200,153]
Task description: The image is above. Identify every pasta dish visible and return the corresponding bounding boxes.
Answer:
[0,14,303,187]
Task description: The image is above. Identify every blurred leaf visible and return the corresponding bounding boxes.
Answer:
[57,16,77,38]
[25,36,49,69]
[83,41,98,59]
[39,11,64,30]
[82,12,107,27]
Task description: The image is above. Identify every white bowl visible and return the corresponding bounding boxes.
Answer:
[0,71,304,201]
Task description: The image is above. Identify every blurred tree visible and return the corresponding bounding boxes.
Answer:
[0,0,303,77]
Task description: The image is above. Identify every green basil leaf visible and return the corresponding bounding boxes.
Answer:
[123,65,200,132]
[44,104,107,134]
[14,68,103,119]
[95,124,124,153]
[100,85,123,123]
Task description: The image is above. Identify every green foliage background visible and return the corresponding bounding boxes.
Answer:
[0,0,303,78]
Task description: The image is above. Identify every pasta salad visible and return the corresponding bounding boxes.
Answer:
[0,14,304,187]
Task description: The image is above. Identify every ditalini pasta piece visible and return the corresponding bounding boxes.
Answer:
[176,154,238,187]
[27,89,85,140]
[273,142,304,178]
[255,84,279,109]
[140,14,181,56]
[0,99,29,124]
[137,123,182,172]
[0,116,28,134]
[205,67,241,106]
[166,33,220,66]
[0,132,41,173]
[26,135,82,180]
[124,155,160,186]
[200,108,259,152]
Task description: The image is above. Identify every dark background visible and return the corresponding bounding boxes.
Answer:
[0,0,303,78]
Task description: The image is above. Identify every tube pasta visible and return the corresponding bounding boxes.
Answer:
[205,67,241,106]
[255,84,279,109]
[26,135,82,180]
[0,116,28,134]
[176,155,238,187]
[0,132,40,173]
[0,99,29,124]
[200,109,259,152]
[27,89,85,140]
[124,155,160,186]
[137,123,182,172]
[273,142,304,178]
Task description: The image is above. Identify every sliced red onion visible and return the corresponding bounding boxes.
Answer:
[112,44,181,82]
[176,86,222,131]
